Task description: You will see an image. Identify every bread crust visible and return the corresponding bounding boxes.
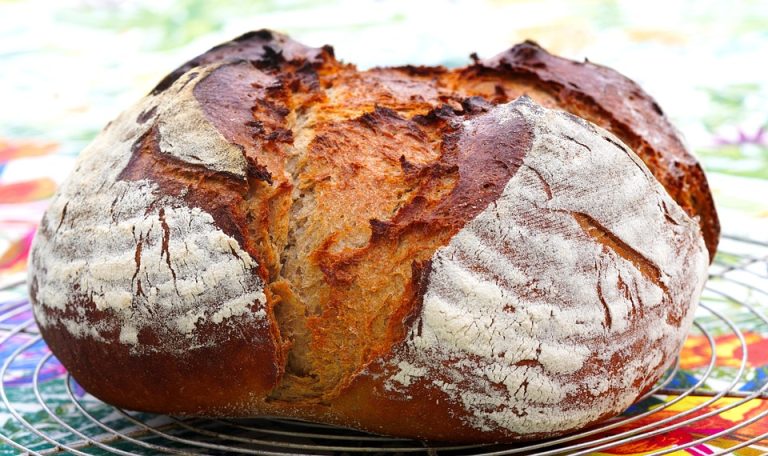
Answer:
[29,30,714,442]
[455,41,719,257]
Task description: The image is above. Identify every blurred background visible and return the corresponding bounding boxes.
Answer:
[0,0,767,279]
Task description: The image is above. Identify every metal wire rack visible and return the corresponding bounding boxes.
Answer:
[1,233,767,455]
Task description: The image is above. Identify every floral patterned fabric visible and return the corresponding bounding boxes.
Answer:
[1,0,767,454]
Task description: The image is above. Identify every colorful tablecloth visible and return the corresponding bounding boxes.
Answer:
[1,0,767,454]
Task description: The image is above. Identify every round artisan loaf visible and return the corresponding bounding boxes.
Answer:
[29,30,715,442]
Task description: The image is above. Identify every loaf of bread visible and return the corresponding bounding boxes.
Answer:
[29,30,716,442]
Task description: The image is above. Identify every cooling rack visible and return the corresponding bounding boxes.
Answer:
[1,233,767,455]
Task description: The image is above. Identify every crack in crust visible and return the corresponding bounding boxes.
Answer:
[571,211,670,297]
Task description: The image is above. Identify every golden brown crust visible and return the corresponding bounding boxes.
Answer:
[29,30,717,443]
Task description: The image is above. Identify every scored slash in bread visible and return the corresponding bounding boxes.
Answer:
[29,30,714,442]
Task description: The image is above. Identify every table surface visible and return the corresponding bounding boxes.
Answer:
[1,0,767,454]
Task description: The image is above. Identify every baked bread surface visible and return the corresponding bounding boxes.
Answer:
[29,30,713,442]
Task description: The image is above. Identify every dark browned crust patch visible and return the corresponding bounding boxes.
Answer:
[150,29,331,96]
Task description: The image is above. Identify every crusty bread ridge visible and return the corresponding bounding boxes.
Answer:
[29,30,714,442]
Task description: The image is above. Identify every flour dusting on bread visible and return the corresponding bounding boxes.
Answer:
[29,62,266,354]
[156,70,248,177]
[384,98,708,434]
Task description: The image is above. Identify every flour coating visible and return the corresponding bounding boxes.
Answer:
[29,62,266,354]
[384,98,708,435]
